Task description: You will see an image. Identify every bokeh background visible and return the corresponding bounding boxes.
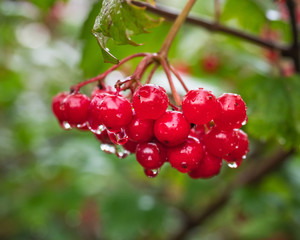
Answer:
[1,0,300,239]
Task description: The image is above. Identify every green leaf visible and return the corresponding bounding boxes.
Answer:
[222,0,266,33]
[92,0,161,64]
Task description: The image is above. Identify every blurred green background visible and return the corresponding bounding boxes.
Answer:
[1,0,300,239]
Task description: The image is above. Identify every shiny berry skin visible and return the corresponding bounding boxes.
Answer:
[52,92,68,123]
[126,113,154,142]
[223,129,249,162]
[204,127,238,157]
[87,93,109,132]
[188,151,222,179]
[182,88,220,125]
[91,85,114,99]
[144,169,159,178]
[64,93,91,125]
[168,136,204,173]
[136,142,166,169]
[214,93,247,130]
[99,95,133,131]
[94,130,112,144]
[123,140,138,153]
[132,84,169,120]
[154,111,190,147]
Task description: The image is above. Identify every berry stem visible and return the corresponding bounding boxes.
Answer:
[159,0,197,58]
[160,58,182,106]
[71,52,149,92]
[214,0,221,23]
[146,63,159,84]
[170,65,189,92]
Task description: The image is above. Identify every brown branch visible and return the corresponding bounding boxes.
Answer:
[169,148,295,240]
[132,1,291,57]
[286,0,300,72]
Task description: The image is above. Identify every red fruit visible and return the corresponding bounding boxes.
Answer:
[136,142,166,169]
[91,85,114,99]
[168,136,204,173]
[132,84,169,120]
[64,93,91,126]
[201,55,220,73]
[107,128,128,145]
[214,93,247,130]
[52,92,68,123]
[154,111,190,146]
[223,129,249,162]
[182,88,220,125]
[126,113,154,142]
[87,93,109,133]
[123,140,138,153]
[99,95,133,131]
[94,130,112,144]
[204,127,239,158]
[188,151,222,179]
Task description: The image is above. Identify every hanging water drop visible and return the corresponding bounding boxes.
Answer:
[62,121,72,130]
[227,161,238,168]
[115,146,130,159]
[144,168,159,178]
[107,128,128,145]
[100,143,116,154]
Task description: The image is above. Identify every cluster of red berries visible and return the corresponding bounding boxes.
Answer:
[52,84,249,179]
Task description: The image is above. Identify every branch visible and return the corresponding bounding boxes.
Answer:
[286,0,300,72]
[169,148,295,240]
[132,1,291,57]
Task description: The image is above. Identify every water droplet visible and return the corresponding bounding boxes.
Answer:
[88,123,105,134]
[227,161,238,168]
[76,123,87,128]
[242,118,248,126]
[100,143,115,154]
[181,162,188,169]
[115,145,130,159]
[62,121,72,130]
[242,155,247,160]
[107,128,128,145]
[144,169,159,178]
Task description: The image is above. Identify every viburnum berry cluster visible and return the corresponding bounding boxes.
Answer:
[52,53,249,179]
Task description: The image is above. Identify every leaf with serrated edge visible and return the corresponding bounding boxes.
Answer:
[93,0,161,64]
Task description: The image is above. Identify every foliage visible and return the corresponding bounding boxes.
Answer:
[0,0,300,240]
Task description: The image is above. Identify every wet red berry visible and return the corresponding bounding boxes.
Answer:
[136,142,166,169]
[154,111,190,146]
[52,92,68,124]
[204,127,238,157]
[99,95,133,131]
[188,151,222,179]
[64,93,91,126]
[126,113,154,142]
[168,136,204,173]
[214,93,247,130]
[182,88,220,125]
[132,84,169,120]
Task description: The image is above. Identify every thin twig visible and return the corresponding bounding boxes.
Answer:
[160,59,182,106]
[132,1,291,56]
[169,65,189,92]
[146,63,159,84]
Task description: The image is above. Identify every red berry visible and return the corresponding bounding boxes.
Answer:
[87,93,109,133]
[182,88,220,125]
[52,92,68,123]
[188,151,222,179]
[107,128,128,145]
[64,93,91,126]
[99,95,133,131]
[123,140,138,153]
[132,84,169,120]
[126,113,154,142]
[214,93,247,130]
[91,85,114,99]
[154,111,190,146]
[136,142,166,169]
[94,130,112,144]
[204,127,238,158]
[224,129,249,162]
[144,169,159,178]
[168,136,204,173]
[201,55,220,73]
